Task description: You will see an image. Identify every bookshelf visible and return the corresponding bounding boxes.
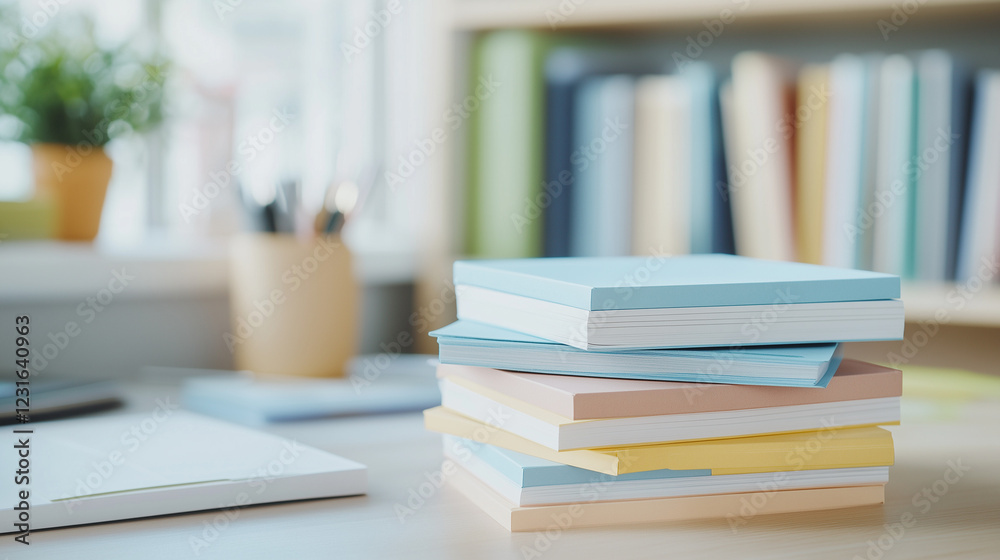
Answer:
[449,0,1000,31]
[419,0,1000,371]
[901,282,1000,327]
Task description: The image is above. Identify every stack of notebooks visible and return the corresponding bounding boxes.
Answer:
[424,255,904,531]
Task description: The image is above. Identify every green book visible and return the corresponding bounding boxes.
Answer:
[466,31,550,258]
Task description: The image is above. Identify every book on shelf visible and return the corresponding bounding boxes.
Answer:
[571,74,636,257]
[823,54,889,273]
[796,63,830,265]
[628,62,735,257]
[872,54,917,278]
[632,74,692,256]
[914,50,971,282]
[466,30,550,259]
[956,70,1000,282]
[724,52,797,262]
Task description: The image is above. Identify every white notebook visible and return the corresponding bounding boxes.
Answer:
[1,411,366,532]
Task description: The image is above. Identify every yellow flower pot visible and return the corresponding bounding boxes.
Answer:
[31,143,113,241]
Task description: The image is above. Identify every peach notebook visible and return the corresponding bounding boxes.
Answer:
[438,359,901,420]
[448,464,885,532]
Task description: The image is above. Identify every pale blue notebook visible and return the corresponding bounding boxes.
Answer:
[444,434,889,508]
[432,321,842,387]
[454,254,899,311]
[444,435,708,487]
[181,355,440,425]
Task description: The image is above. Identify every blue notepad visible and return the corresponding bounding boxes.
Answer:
[454,255,904,350]
[180,355,440,425]
[433,321,841,387]
[455,254,899,311]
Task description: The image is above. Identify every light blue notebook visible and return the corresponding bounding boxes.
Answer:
[444,434,889,507]
[432,321,842,387]
[181,355,440,425]
[454,254,900,311]
[444,435,709,487]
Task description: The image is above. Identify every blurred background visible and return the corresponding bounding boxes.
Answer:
[1,0,999,384]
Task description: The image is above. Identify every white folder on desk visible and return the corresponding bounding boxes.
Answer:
[1,411,367,532]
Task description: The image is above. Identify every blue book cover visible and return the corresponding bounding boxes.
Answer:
[945,56,972,281]
[684,63,735,255]
[571,75,635,257]
[454,254,900,311]
[542,52,578,258]
[432,320,842,387]
[445,435,709,488]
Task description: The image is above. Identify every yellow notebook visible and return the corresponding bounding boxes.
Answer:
[449,464,885,532]
[425,407,895,476]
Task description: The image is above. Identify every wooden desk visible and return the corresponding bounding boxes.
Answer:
[8,383,1000,559]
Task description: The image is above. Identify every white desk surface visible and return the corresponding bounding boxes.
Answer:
[6,382,1000,560]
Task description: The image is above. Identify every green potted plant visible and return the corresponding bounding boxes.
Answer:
[0,17,167,241]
